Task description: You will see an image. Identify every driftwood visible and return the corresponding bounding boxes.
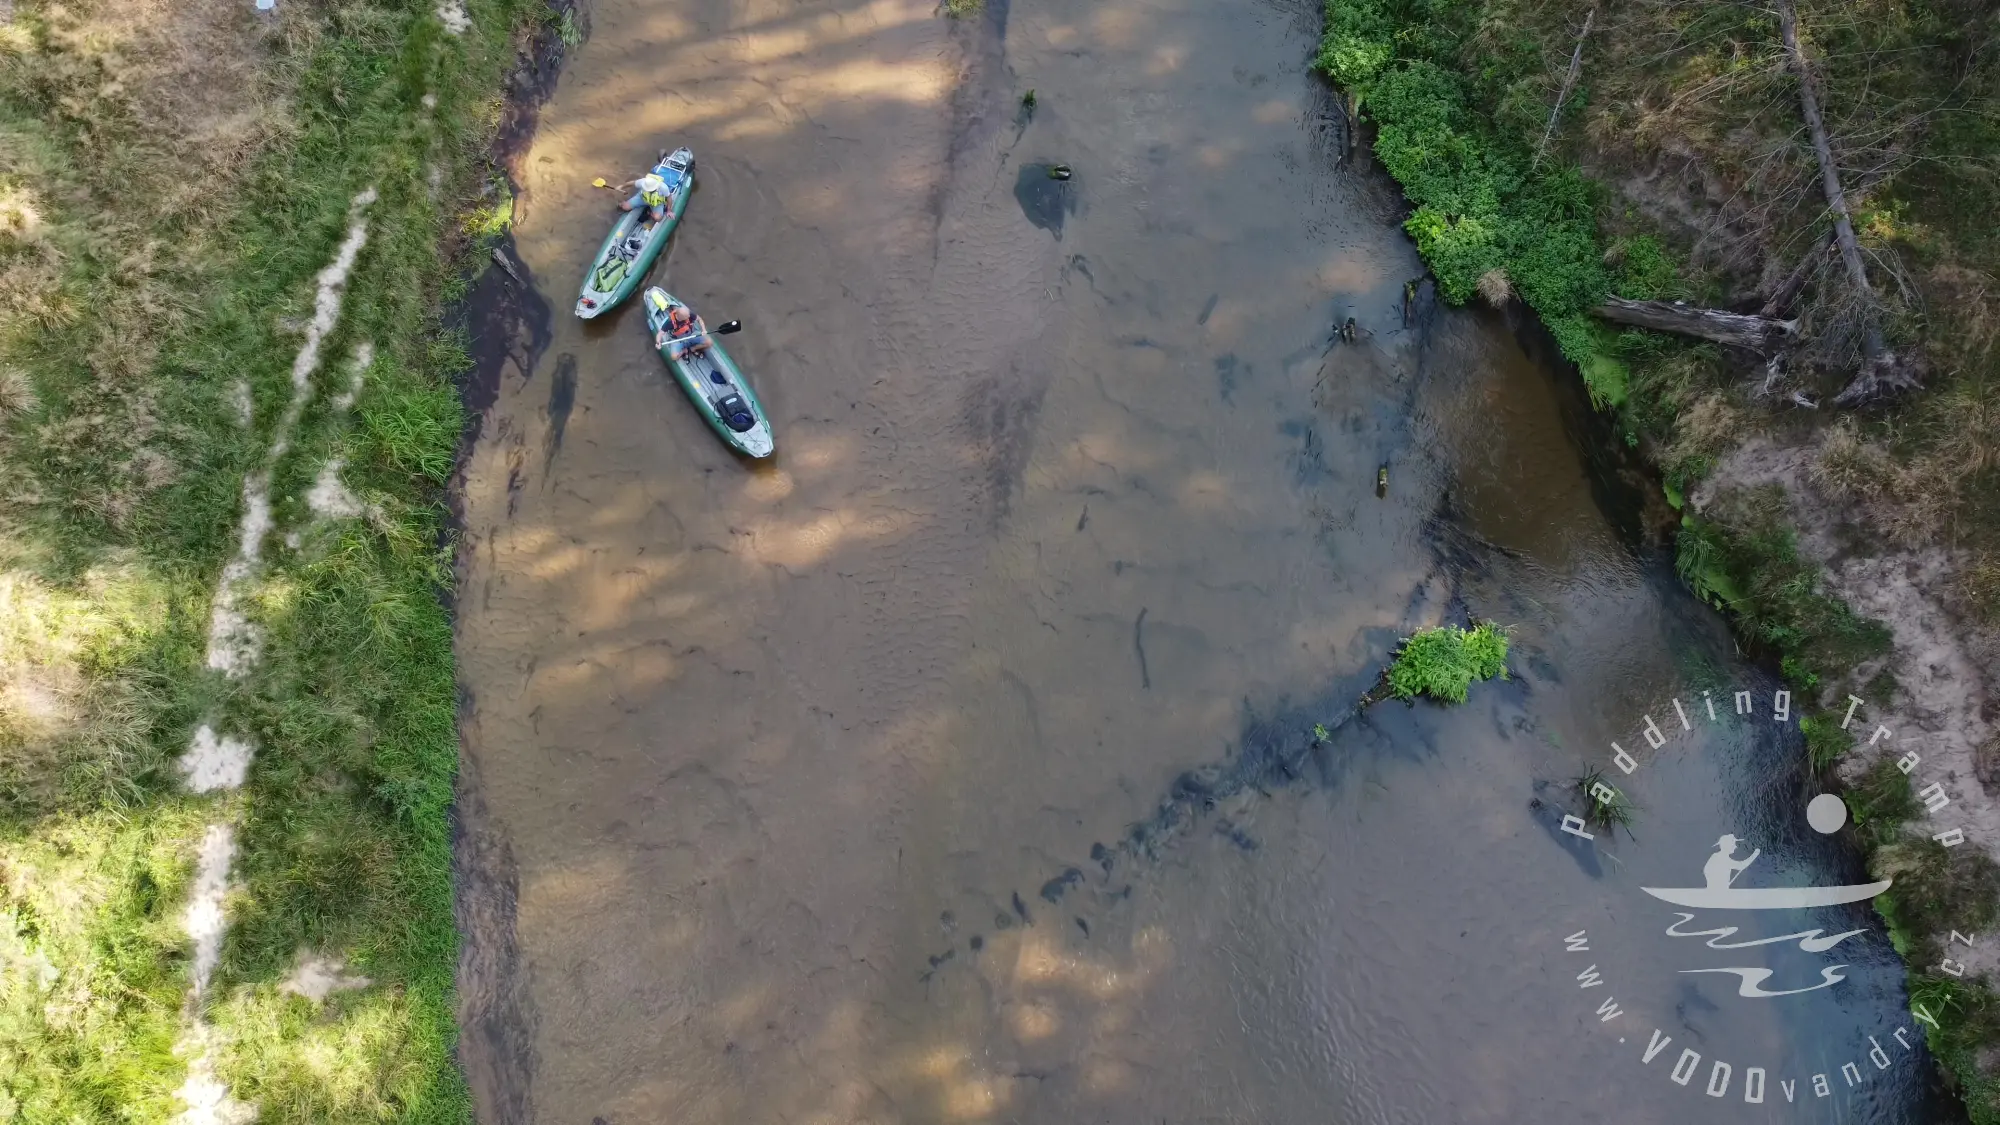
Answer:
[1593,296,1798,352]
[490,247,523,285]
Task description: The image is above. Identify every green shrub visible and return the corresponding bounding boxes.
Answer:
[1318,5,1611,363]
[1386,622,1509,704]
[1610,235,1678,300]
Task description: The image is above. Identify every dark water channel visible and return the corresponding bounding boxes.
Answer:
[449,0,1960,1118]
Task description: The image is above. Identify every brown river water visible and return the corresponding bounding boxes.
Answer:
[449,0,1959,1120]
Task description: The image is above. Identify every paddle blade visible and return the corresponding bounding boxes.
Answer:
[591,177,608,188]
[715,319,743,335]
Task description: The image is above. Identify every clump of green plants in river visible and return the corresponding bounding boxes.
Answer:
[1384,622,1508,705]
[1574,768,1636,835]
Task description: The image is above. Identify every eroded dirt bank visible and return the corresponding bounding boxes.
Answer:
[449,0,1948,1119]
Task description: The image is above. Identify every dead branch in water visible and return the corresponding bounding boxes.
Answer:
[1593,296,1797,352]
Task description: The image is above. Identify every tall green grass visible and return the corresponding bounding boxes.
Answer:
[1674,486,1891,691]
[0,0,536,1117]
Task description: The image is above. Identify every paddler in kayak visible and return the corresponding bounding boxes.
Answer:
[615,155,686,225]
[655,303,712,361]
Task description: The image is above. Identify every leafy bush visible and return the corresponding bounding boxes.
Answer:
[1609,235,1678,300]
[1317,4,1611,363]
[1386,622,1509,704]
[1312,0,1394,89]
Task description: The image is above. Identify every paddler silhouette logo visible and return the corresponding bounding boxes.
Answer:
[1648,827,1890,999]
[1554,689,1978,1107]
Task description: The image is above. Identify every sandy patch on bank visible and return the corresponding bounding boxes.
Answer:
[281,953,372,1002]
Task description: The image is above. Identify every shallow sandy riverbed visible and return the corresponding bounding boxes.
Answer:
[449,0,1947,1119]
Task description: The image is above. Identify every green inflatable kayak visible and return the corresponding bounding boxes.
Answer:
[642,288,775,459]
[574,147,693,319]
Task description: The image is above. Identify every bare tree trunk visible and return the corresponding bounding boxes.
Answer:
[1759,231,1832,318]
[1532,9,1595,171]
[1777,0,1883,358]
[1593,296,1797,352]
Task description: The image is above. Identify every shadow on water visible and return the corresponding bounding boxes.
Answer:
[451,0,571,442]
[1013,163,1077,238]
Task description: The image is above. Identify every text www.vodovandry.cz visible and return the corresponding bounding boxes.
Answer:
[1556,688,1974,1105]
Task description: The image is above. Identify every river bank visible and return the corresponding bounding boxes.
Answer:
[0,0,551,1116]
[1310,0,2000,1116]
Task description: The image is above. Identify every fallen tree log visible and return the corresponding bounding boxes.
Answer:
[1592,296,1798,352]
[1777,0,1885,360]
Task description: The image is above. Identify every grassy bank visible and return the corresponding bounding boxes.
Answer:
[1314,0,1998,681]
[1314,0,2000,1114]
[0,0,535,1116]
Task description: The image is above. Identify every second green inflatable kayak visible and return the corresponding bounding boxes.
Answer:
[642,287,775,459]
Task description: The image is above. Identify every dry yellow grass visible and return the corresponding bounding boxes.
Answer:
[1810,417,1890,501]
[0,560,165,812]
[0,0,304,529]
[1664,390,1745,467]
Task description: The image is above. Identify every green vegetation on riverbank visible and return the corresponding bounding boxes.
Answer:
[1316,0,2000,1114]
[0,0,534,1117]
[1315,0,1998,677]
[1674,486,1891,689]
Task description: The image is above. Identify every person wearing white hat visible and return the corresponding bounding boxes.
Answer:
[616,157,681,223]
